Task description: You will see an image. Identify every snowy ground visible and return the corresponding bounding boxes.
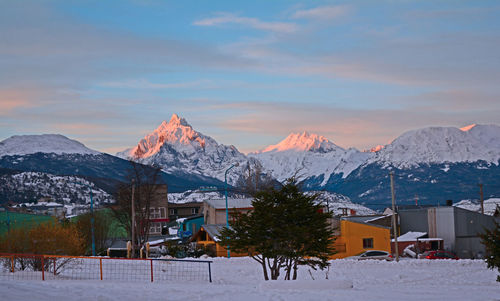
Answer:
[1,257,499,301]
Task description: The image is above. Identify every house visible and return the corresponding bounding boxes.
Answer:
[146,184,169,236]
[191,224,247,257]
[203,198,253,225]
[330,216,392,259]
[391,231,444,256]
[167,202,203,220]
[398,205,499,258]
[165,214,204,239]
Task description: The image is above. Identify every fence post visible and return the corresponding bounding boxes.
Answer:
[150,259,153,282]
[100,258,103,280]
[54,258,56,276]
[208,261,212,283]
[10,255,14,273]
[41,256,45,281]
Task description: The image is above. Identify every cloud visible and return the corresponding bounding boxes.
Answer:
[292,5,350,20]
[100,79,213,89]
[194,13,297,33]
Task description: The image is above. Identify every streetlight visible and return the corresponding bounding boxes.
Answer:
[225,163,239,258]
[73,182,96,256]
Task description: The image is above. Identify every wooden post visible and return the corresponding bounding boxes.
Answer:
[53,258,56,275]
[390,171,399,262]
[41,256,45,281]
[150,259,153,282]
[11,256,14,273]
[99,258,103,280]
[131,179,136,258]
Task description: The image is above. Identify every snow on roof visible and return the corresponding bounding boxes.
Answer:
[175,217,187,224]
[392,231,427,242]
[148,236,180,246]
[364,215,389,223]
[205,198,254,209]
[454,198,500,216]
[201,224,228,242]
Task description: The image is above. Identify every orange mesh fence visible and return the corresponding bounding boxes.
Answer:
[0,254,212,282]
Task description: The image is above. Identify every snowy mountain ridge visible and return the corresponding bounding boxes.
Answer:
[0,134,100,157]
[370,124,500,169]
[257,131,342,153]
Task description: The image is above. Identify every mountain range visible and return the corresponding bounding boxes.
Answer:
[1,114,499,210]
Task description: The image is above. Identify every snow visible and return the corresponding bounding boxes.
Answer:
[454,198,500,215]
[168,190,248,204]
[392,231,427,242]
[1,257,499,300]
[250,133,372,184]
[311,191,376,216]
[0,134,100,157]
[370,124,500,168]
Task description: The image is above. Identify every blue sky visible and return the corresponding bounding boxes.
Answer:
[1,0,499,153]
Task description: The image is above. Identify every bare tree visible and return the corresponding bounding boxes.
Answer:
[111,161,165,257]
[237,160,277,197]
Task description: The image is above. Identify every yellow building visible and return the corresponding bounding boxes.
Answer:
[330,219,392,259]
[192,224,247,257]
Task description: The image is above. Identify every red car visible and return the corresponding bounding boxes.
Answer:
[423,250,459,260]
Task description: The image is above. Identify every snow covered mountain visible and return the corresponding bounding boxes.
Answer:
[117,114,252,185]
[370,124,500,168]
[0,133,225,205]
[251,124,500,209]
[250,132,372,185]
[0,134,100,157]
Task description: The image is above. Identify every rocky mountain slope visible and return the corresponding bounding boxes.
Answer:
[117,114,258,185]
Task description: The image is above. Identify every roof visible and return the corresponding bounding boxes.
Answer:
[341,215,386,223]
[342,218,391,229]
[392,231,427,242]
[201,224,228,242]
[205,198,254,210]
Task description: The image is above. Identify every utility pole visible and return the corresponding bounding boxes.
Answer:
[131,179,136,258]
[390,171,399,262]
[479,184,484,214]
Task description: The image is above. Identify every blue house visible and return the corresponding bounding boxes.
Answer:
[176,214,204,238]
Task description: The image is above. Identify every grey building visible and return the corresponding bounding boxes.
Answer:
[399,206,498,258]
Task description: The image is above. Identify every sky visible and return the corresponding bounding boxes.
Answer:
[1,0,500,154]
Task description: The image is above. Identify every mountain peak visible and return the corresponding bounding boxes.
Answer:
[167,113,190,127]
[259,132,343,153]
[460,124,477,132]
[119,114,211,159]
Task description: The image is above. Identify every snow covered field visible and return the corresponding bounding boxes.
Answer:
[1,257,499,301]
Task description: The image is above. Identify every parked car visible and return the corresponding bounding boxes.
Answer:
[421,250,459,260]
[346,250,394,261]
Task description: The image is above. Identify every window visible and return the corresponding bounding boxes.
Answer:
[363,238,374,249]
[149,222,162,234]
[170,208,177,215]
[149,207,166,219]
[191,208,199,214]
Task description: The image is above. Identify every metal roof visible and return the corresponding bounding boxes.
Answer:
[201,224,228,242]
[205,198,254,209]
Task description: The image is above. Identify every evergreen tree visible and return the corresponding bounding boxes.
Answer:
[220,178,336,280]
[480,222,500,282]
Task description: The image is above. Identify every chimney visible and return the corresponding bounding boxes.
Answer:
[446,199,453,206]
